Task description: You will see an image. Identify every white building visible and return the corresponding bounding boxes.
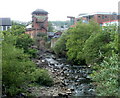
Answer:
[102,20,118,26]
[0,18,12,31]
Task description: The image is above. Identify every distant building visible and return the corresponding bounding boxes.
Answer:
[25,9,48,38]
[47,31,63,40]
[78,12,118,26]
[47,32,55,41]
[0,18,12,31]
[67,16,75,25]
[68,12,118,27]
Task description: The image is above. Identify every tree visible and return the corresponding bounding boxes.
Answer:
[66,21,100,64]
[48,21,54,32]
[83,32,111,65]
[8,25,25,36]
[83,25,118,65]
[2,25,53,96]
[52,32,68,57]
[2,38,36,96]
[91,51,119,96]
[90,25,119,96]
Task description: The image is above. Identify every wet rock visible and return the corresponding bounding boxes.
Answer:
[88,89,95,93]
[58,93,68,97]
[70,88,74,91]
[59,76,64,80]
[66,91,72,95]
[61,81,67,86]
[75,76,79,79]
[41,59,45,62]
[53,94,58,96]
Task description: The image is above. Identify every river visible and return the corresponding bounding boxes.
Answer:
[38,52,96,97]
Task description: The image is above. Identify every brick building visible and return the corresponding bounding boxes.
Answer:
[25,9,48,38]
[78,12,118,26]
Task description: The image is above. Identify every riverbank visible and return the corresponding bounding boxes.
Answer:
[28,51,95,97]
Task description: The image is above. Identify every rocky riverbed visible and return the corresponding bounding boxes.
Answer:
[29,52,96,97]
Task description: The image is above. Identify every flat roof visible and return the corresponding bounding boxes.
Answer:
[0,18,12,26]
[78,12,118,17]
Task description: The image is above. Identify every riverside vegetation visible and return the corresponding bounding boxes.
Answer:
[53,21,119,96]
[2,24,53,97]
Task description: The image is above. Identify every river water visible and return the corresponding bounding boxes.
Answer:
[44,53,96,97]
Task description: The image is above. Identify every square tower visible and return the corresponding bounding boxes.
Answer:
[32,9,48,34]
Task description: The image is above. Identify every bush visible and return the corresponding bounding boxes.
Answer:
[83,25,117,65]
[32,69,53,86]
[66,21,100,64]
[2,27,53,96]
[83,32,112,65]
[52,32,68,56]
[91,51,119,96]
[2,41,36,96]
[27,48,38,58]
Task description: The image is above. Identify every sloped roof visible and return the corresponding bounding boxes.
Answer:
[0,18,12,26]
[32,9,48,15]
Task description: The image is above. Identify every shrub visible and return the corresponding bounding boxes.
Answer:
[83,32,112,65]
[52,32,68,56]
[91,51,119,96]
[66,21,100,64]
[32,69,53,86]
[2,42,36,96]
[2,29,53,96]
[83,25,117,65]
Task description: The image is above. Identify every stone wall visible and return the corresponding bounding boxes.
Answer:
[51,38,58,48]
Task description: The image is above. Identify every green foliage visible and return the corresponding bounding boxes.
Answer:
[9,25,25,35]
[83,32,111,65]
[2,40,36,96]
[90,25,119,96]
[91,51,119,96]
[27,48,37,58]
[66,21,100,64]
[52,32,68,56]
[32,69,53,86]
[36,32,47,42]
[51,21,70,27]
[37,32,47,37]
[15,33,34,53]
[83,25,118,65]
[4,25,37,58]
[2,25,53,96]
[48,21,54,32]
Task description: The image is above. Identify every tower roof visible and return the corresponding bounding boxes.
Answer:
[32,9,48,15]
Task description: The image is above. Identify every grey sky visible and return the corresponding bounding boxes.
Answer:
[0,0,119,22]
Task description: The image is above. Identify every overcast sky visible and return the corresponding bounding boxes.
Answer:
[0,0,119,22]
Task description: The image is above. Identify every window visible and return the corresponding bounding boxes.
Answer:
[113,15,117,20]
[105,16,107,18]
[102,15,104,19]
[117,15,120,19]
[89,15,93,19]
[98,16,101,18]
[7,26,10,30]
[3,26,6,31]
